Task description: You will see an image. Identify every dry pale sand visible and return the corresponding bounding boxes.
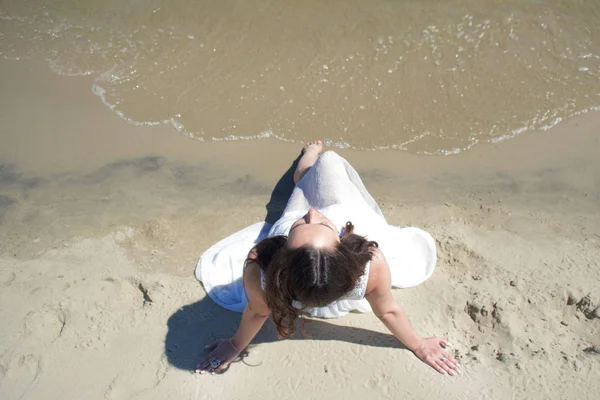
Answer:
[0,59,599,400]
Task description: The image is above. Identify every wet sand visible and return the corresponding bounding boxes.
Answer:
[0,59,599,399]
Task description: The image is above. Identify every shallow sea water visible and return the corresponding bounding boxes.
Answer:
[1,0,599,154]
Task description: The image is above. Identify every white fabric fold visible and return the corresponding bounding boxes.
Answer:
[196,151,436,318]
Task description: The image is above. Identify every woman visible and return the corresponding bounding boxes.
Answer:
[195,141,459,376]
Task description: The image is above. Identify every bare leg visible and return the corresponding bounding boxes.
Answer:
[293,140,323,184]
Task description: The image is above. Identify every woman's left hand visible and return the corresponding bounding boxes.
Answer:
[413,337,459,376]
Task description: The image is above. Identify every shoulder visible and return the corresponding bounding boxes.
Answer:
[365,247,391,296]
[244,247,262,290]
[243,247,270,315]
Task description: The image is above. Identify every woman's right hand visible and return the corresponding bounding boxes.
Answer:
[195,338,241,375]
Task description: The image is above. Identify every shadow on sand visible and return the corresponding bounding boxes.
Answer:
[164,293,404,372]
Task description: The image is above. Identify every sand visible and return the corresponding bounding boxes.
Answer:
[0,58,599,399]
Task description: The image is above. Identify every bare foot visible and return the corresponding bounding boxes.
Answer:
[294,140,323,184]
[303,140,323,155]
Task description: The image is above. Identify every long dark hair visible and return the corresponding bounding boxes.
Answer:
[248,221,378,338]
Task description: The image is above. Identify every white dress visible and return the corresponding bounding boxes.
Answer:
[196,151,436,318]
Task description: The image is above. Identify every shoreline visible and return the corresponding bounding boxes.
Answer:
[1,58,599,180]
[1,58,599,399]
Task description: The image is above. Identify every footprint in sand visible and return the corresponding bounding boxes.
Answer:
[465,300,502,328]
[566,291,599,319]
[436,236,487,282]
[575,295,599,319]
[0,353,42,398]
[104,356,171,400]
[23,306,68,343]
[0,271,16,287]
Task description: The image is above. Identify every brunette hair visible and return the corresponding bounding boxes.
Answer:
[248,221,378,338]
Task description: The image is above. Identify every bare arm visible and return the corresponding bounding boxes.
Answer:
[230,258,271,350]
[365,249,459,376]
[365,249,423,350]
[196,250,271,374]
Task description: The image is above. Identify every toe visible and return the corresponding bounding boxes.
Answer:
[303,140,323,152]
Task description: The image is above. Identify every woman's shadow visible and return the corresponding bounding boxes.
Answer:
[164,292,404,371]
[164,152,405,371]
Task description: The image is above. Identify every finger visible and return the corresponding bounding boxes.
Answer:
[439,338,452,349]
[447,356,460,372]
[195,360,206,374]
[204,340,220,351]
[197,353,215,370]
[441,350,458,369]
[213,362,229,375]
[196,339,224,373]
[195,352,217,374]
[444,358,458,371]
[443,357,459,373]
[436,359,454,376]
[427,357,447,375]
[195,362,209,375]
